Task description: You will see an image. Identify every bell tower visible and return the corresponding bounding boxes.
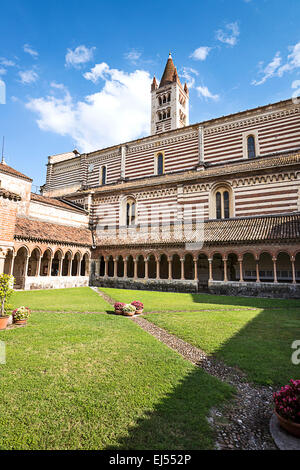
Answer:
[151,53,189,135]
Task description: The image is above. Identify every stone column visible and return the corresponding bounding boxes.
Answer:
[113,258,118,278]
[68,257,72,277]
[58,257,63,277]
[0,251,6,274]
[168,257,172,280]
[47,256,53,276]
[273,257,278,283]
[124,258,128,278]
[36,255,41,277]
[153,258,157,279]
[193,258,198,281]
[180,258,185,280]
[133,258,138,279]
[256,259,260,283]
[94,259,100,277]
[24,255,29,279]
[223,257,228,282]
[208,258,213,282]
[10,253,15,276]
[291,257,296,284]
[76,257,81,276]
[145,258,149,280]
[104,257,108,277]
[238,257,244,282]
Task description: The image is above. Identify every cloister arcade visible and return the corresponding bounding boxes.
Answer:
[2,245,90,289]
[94,249,300,285]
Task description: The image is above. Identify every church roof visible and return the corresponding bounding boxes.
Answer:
[0,187,21,201]
[0,162,32,182]
[159,53,182,88]
[14,216,93,246]
[31,193,86,213]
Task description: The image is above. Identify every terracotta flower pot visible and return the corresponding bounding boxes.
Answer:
[136,309,143,314]
[275,410,300,438]
[123,311,135,317]
[114,309,123,315]
[14,319,27,326]
[0,316,9,330]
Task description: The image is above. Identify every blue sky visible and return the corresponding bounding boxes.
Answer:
[1,0,300,188]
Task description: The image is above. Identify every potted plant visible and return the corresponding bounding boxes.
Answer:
[122,304,136,317]
[0,274,14,330]
[12,306,31,326]
[131,301,144,314]
[273,379,300,438]
[114,302,125,315]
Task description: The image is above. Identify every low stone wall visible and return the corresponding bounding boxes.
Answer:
[208,280,300,299]
[23,276,89,290]
[91,276,198,293]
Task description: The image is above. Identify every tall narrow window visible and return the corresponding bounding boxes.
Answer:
[126,198,136,226]
[213,187,232,219]
[216,192,222,219]
[157,153,164,175]
[223,191,229,219]
[247,135,256,159]
[100,166,107,185]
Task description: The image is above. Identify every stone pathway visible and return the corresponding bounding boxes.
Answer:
[94,287,277,450]
[132,316,276,450]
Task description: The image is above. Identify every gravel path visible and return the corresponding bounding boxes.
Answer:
[132,316,276,450]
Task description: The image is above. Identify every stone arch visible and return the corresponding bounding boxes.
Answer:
[127,255,134,278]
[62,251,72,276]
[80,253,90,276]
[107,255,114,277]
[209,182,234,219]
[40,248,52,277]
[51,249,63,276]
[137,255,145,278]
[13,246,29,288]
[212,252,223,281]
[27,247,41,277]
[227,252,239,281]
[184,253,194,280]
[117,255,124,277]
[258,252,274,282]
[159,254,168,279]
[172,254,181,280]
[276,251,292,283]
[197,253,209,284]
[3,249,14,275]
[243,252,257,282]
[148,254,157,279]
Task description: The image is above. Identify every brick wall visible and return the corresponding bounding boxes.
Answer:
[0,196,17,244]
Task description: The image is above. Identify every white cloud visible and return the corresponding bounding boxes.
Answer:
[0,68,6,76]
[0,58,16,67]
[179,67,198,88]
[189,47,211,61]
[83,63,110,83]
[196,85,219,101]
[252,51,282,85]
[124,50,142,64]
[252,42,300,85]
[18,69,39,84]
[23,44,38,58]
[216,22,240,46]
[65,45,95,68]
[26,64,152,152]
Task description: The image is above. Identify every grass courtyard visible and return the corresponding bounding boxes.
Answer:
[1,286,299,449]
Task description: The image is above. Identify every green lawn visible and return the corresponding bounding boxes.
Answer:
[145,308,300,386]
[0,310,232,450]
[11,287,111,312]
[101,287,300,312]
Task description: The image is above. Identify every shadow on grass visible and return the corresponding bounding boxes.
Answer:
[190,293,300,309]
[105,365,233,450]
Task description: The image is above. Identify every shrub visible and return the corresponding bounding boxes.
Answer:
[273,379,300,423]
[13,306,31,321]
[0,274,14,317]
[122,304,136,314]
[114,302,125,310]
[131,301,144,310]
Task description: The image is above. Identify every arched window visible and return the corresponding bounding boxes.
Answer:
[163,95,166,104]
[100,165,107,185]
[213,186,232,219]
[167,93,171,102]
[156,153,164,176]
[247,135,256,159]
[126,198,136,226]
[158,97,162,106]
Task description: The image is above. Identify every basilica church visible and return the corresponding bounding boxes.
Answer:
[1,53,300,298]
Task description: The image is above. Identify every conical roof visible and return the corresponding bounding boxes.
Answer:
[159,53,182,88]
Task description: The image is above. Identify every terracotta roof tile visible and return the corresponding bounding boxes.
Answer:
[0,163,32,182]
[14,217,93,246]
[159,54,182,88]
[0,187,21,201]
